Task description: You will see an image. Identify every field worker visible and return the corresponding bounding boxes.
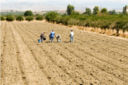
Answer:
[40,32,46,42]
[56,34,61,42]
[70,30,74,42]
[49,30,55,42]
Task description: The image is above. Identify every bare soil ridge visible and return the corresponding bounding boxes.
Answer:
[0,21,128,85]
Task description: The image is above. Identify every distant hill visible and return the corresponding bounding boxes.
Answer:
[0,10,66,16]
[0,11,24,16]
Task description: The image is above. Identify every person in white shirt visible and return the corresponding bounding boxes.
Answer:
[70,30,74,42]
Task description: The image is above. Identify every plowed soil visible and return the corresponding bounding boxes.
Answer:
[0,21,128,85]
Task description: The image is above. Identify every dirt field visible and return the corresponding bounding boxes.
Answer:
[0,21,128,85]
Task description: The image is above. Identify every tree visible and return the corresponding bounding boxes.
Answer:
[109,10,116,15]
[101,8,107,14]
[60,16,70,25]
[100,21,111,32]
[84,8,91,15]
[16,16,24,21]
[67,18,79,25]
[67,4,74,15]
[45,11,59,22]
[0,16,5,21]
[93,6,99,15]
[55,15,62,24]
[112,21,124,36]
[71,11,80,15]
[6,15,15,21]
[24,10,33,16]
[123,5,128,14]
[122,22,128,34]
[25,16,34,21]
[36,15,43,20]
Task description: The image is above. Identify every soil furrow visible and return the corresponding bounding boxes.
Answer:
[1,22,25,85]
[0,22,5,84]
[1,21,128,85]
[18,22,126,85]
[23,22,128,66]
[13,23,78,85]
[16,22,100,85]
[11,22,50,85]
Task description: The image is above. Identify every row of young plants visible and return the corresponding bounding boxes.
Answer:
[0,10,44,21]
[0,15,44,21]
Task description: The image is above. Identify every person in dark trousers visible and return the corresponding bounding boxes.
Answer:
[40,32,46,42]
[49,30,55,43]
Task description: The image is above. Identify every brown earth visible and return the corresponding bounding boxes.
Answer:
[0,21,128,85]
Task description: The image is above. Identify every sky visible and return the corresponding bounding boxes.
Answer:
[0,0,128,11]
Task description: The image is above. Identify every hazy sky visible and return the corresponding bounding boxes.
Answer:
[0,0,128,11]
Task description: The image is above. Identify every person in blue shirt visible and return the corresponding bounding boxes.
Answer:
[49,30,55,43]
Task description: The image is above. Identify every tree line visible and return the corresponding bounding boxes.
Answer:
[45,5,128,36]
[0,10,43,21]
[0,5,128,36]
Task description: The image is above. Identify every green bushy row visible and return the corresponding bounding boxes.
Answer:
[0,15,43,21]
[45,11,128,35]
[0,10,43,21]
[45,4,128,35]
[44,4,128,35]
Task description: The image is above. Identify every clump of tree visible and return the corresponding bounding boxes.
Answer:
[45,11,59,22]
[123,5,128,14]
[59,16,70,25]
[122,23,128,34]
[67,18,79,25]
[44,4,128,37]
[111,21,126,36]
[6,15,15,21]
[109,10,116,15]
[67,4,74,15]
[84,8,91,15]
[24,10,33,16]
[54,15,62,24]
[16,16,24,21]
[93,6,99,15]
[36,15,43,20]
[101,8,108,14]
[0,16,5,21]
[25,16,34,21]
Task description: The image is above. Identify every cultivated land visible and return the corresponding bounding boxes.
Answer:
[0,21,128,85]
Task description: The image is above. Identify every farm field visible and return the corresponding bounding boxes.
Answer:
[0,21,128,85]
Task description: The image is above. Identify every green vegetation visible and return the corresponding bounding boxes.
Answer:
[123,23,128,33]
[84,8,91,15]
[25,16,34,21]
[24,10,33,16]
[44,4,128,36]
[0,16,5,21]
[0,5,128,36]
[93,6,100,15]
[123,5,128,14]
[36,15,43,20]
[109,10,116,15]
[67,4,74,15]
[16,16,24,21]
[101,8,108,14]
[45,11,59,22]
[6,15,15,21]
